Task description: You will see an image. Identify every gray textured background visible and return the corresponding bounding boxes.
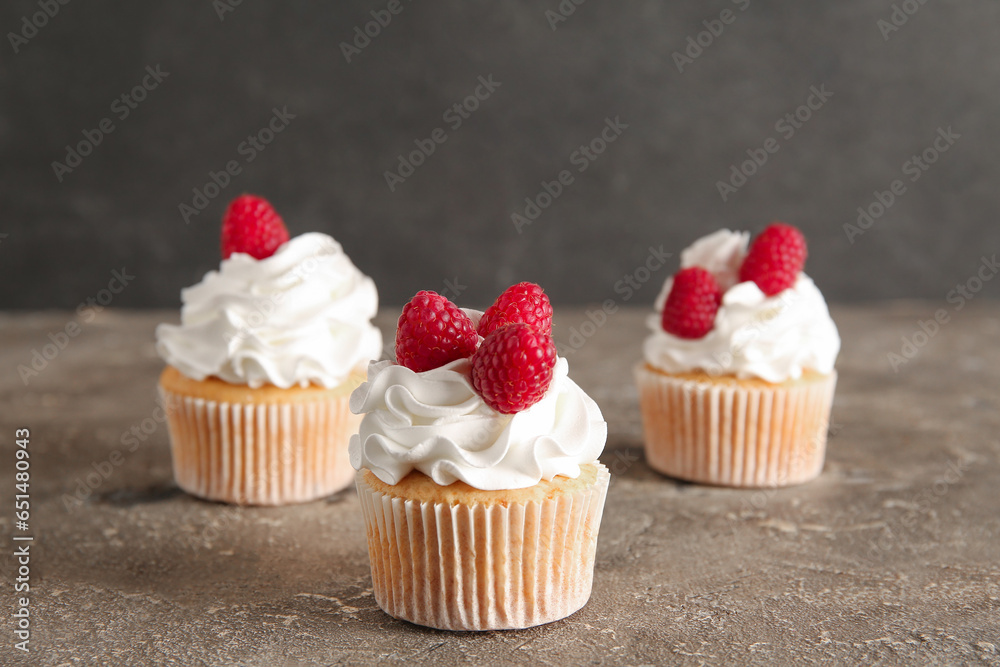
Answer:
[1,0,998,309]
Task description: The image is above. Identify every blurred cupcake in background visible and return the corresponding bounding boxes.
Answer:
[156,194,382,505]
[635,224,840,487]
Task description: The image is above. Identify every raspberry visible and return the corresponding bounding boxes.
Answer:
[471,323,557,414]
[738,222,808,296]
[395,291,479,372]
[478,282,553,337]
[660,267,723,339]
[221,194,290,260]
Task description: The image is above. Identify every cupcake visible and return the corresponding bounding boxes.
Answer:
[156,195,382,505]
[636,224,840,488]
[350,284,609,631]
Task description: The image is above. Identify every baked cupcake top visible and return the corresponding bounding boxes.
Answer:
[644,226,840,383]
[349,285,607,491]
[156,195,382,389]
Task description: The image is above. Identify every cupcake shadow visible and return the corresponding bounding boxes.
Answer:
[98,483,186,507]
[62,483,368,599]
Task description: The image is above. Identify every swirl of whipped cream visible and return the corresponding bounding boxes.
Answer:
[348,354,607,490]
[645,230,840,382]
[156,232,382,389]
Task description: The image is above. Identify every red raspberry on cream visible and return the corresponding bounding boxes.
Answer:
[221,194,290,260]
[471,323,557,414]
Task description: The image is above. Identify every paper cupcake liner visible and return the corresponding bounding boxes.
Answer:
[635,365,837,488]
[355,464,611,631]
[159,386,361,505]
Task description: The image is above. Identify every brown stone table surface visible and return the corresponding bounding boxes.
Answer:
[1,304,998,666]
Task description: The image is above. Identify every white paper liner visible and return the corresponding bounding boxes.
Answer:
[635,365,836,487]
[355,464,611,631]
[159,386,360,505]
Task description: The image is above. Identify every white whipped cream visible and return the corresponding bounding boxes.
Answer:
[349,355,607,491]
[156,232,382,389]
[645,230,840,382]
